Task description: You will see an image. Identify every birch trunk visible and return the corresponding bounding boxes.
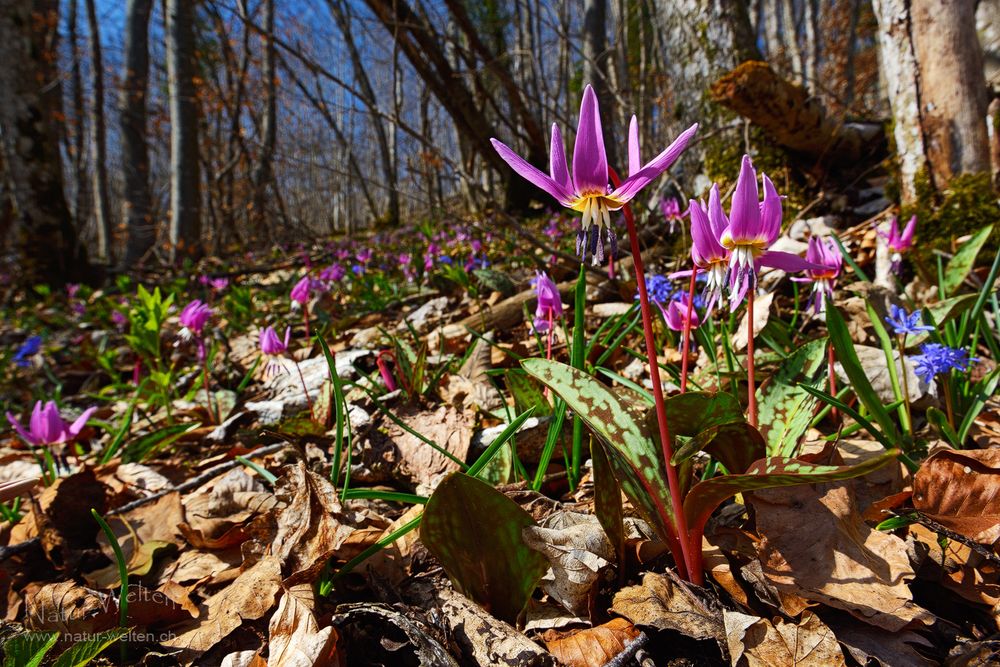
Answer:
[165,0,202,260]
[85,0,112,261]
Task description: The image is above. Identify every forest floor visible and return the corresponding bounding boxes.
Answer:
[0,204,998,666]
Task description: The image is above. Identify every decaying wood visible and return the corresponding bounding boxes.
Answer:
[710,61,884,170]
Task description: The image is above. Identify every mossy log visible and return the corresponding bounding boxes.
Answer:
[710,61,884,170]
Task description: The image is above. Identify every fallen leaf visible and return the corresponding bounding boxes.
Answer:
[912,448,1000,542]
[330,602,459,666]
[724,610,845,666]
[733,292,774,351]
[387,405,472,495]
[611,570,724,642]
[543,618,640,667]
[266,584,339,666]
[824,611,935,667]
[24,580,115,634]
[522,511,614,617]
[749,481,934,631]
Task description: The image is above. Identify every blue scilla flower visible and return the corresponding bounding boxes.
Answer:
[912,343,975,384]
[12,336,42,368]
[885,305,934,336]
[638,274,674,305]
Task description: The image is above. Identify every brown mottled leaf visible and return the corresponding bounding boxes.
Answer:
[266,584,340,667]
[912,448,1000,542]
[611,571,724,642]
[543,618,640,667]
[724,610,845,667]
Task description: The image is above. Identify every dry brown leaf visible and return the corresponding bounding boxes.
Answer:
[266,584,339,666]
[270,462,358,583]
[24,580,115,634]
[611,571,724,642]
[724,610,845,667]
[749,481,934,631]
[912,448,1000,542]
[522,511,613,617]
[824,612,935,667]
[543,618,640,667]
[733,292,774,351]
[181,468,277,549]
[162,555,282,654]
[387,404,472,495]
[159,548,243,586]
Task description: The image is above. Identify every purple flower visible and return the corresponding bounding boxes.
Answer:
[660,197,684,233]
[533,272,563,332]
[110,310,128,330]
[356,248,373,264]
[320,263,346,282]
[7,401,96,448]
[12,336,42,368]
[259,326,291,378]
[912,343,975,384]
[792,236,843,314]
[661,294,700,332]
[885,305,935,336]
[179,300,213,337]
[881,215,916,273]
[335,248,351,261]
[210,277,229,292]
[351,263,366,276]
[491,85,697,265]
[685,189,730,316]
[637,274,674,305]
[720,156,818,309]
[290,276,312,305]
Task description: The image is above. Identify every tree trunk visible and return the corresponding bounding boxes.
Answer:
[67,0,89,227]
[0,0,90,285]
[583,0,617,170]
[165,0,202,261]
[874,0,990,202]
[121,0,154,267]
[250,0,277,237]
[85,0,112,262]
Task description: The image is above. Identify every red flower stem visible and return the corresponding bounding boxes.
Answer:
[293,359,316,422]
[610,169,698,584]
[827,342,839,423]
[202,356,219,425]
[680,270,697,393]
[747,286,758,428]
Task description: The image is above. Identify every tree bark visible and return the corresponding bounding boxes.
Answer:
[250,0,278,236]
[67,0,89,227]
[0,0,90,285]
[85,0,112,262]
[165,0,202,261]
[583,0,617,170]
[874,0,990,202]
[121,0,154,267]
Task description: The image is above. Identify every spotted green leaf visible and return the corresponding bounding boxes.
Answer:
[522,358,679,547]
[683,448,900,538]
[663,392,764,474]
[421,472,548,624]
[756,338,827,456]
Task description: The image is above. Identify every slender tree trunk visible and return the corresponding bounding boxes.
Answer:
[874,0,989,202]
[85,0,112,262]
[250,0,277,237]
[67,0,89,227]
[121,0,154,267]
[165,0,202,261]
[0,0,90,285]
[583,0,617,169]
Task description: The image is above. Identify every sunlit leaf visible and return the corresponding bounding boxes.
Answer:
[756,338,827,456]
[942,224,993,296]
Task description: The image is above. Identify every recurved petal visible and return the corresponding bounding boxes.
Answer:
[572,85,609,195]
[627,115,640,177]
[549,124,572,193]
[491,138,574,205]
[67,407,97,439]
[729,155,761,241]
[901,214,917,245]
[610,123,698,203]
[759,250,825,273]
[6,412,38,446]
[707,184,729,239]
[760,173,782,245]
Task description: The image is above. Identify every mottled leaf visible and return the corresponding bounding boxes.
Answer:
[942,224,993,296]
[591,438,624,566]
[684,449,900,538]
[421,472,548,624]
[756,338,827,456]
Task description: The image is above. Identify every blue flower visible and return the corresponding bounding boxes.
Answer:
[911,343,975,383]
[638,274,674,305]
[885,305,934,336]
[12,336,41,368]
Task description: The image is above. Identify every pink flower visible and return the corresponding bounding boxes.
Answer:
[661,295,701,332]
[179,300,213,336]
[660,197,684,233]
[792,236,843,314]
[881,215,916,272]
[290,276,312,305]
[259,326,291,377]
[533,272,563,332]
[6,401,96,448]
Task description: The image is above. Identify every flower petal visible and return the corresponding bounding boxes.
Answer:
[6,412,38,446]
[901,214,917,245]
[759,250,825,273]
[549,123,572,194]
[627,115,640,177]
[491,138,574,205]
[729,155,760,242]
[572,85,608,195]
[707,184,729,240]
[610,123,698,203]
[760,174,782,246]
[67,407,97,439]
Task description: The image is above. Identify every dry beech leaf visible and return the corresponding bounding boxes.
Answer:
[912,448,1000,542]
[611,571,724,642]
[543,618,640,667]
[265,584,339,667]
[388,405,472,495]
[24,580,115,634]
[522,511,614,617]
[749,481,934,631]
[162,555,282,654]
[824,611,935,667]
[724,610,845,667]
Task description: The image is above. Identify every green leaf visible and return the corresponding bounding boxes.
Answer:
[680,422,766,476]
[958,367,1000,445]
[421,472,548,624]
[926,407,960,448]
[904,294,977,348]
[2,631,59,667]
[826,306,901,444]
[684,449,900,538]
[591,438,624,565]
[121,422,201,463]
[51,628,129,667]
[522,358,678,544]
[942,224,994,296]
[755,339,827,456]
[663,392,764,474]
[504,370,550,416]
